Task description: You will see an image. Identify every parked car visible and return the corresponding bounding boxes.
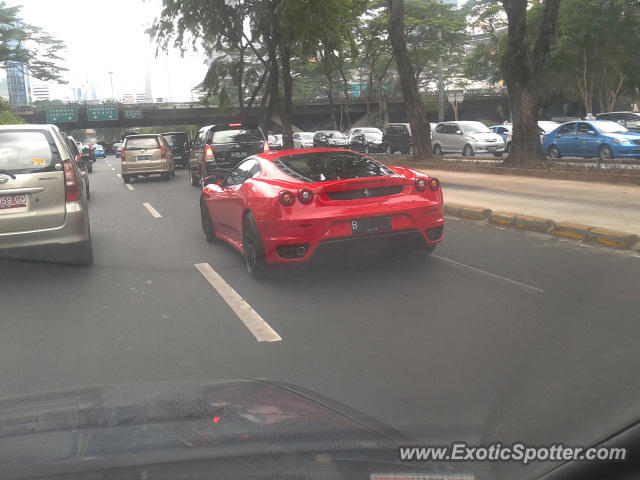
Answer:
[188,123,267,187]
[489,124,513,152]
[542,120,640,161]
[0,124,93,265]
[161,132,190,168]
[381,123,413,154]
[345,127,383,143]
[93,144,105,158]
[121,134,175,184]
[199,149,443,276]
[64,135,91,202]
[595,111,640,133]
[293,132,314,149]
[350,131,385,154]
[432,121,505,157]
[313,130,349,148]
[268,134,283,151]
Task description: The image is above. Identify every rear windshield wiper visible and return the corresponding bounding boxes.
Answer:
[0,169,17,179]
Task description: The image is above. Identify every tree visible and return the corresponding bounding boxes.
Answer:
[387,0,432,160]
[0,2,66,82]
[500,0,561,164]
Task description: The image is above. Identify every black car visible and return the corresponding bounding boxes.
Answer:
[162,131,191,168]
[350,131,385,154]
[595,111,640,133]
[188,123,266,187]
[381,123,413,154]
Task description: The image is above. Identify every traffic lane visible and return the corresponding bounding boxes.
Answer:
[134,170,640,448]
[0,159,264,396]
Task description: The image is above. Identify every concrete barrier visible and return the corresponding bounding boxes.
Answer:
[443,203,463,216]
[585,228,640,249]
[489,211,518,227]
[551,222,592,241]
[514,215,555,233]
[459,206,491,220]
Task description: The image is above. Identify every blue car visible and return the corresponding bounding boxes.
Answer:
[542,120,640,161]
[93,145,105,158]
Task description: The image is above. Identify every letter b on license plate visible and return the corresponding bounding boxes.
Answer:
[351,216,392,234]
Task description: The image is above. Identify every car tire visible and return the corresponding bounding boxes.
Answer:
[433,144,442,156]
[493,152,503,157]
[364,144,370,154]
[386,145,392,154]
[123,175,131,184]
[548,145,561,159]
[190,168,200,187]
[87,164,93,173]
[506,142,511,153]
[86,184,90,200]
[200,197,216,243]
[422,244,436,255]
[598,145,613,162]
[170,168,176,178]
[242,212,267,277]
[408,145,414,155]
[463,144,474,157]
[70,240,94,266]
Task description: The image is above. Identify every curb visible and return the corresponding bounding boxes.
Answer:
[444,202,640,252]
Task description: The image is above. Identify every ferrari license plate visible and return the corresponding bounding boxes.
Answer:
[351,216,392,234]
[0,194,27,209]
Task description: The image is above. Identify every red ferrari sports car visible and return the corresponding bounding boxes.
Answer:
[199,148,444,275]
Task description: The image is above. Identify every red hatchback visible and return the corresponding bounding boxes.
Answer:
[200,148,444,275]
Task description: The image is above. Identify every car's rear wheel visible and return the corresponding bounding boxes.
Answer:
[432,144,442,156]
[463,144,474,157]
[123,175,131,184]
[190,167,200,187]
[493,152,503,157]
[598,145,613,162]
[242,212,267,277]
[408,145,414,154]
[69,239,94,266]
[200,198,216,243]
[87,164,93,173]
[506,142,511,153]
[386,145,392,154]
[364,144,370,154]
[548,145,561,159]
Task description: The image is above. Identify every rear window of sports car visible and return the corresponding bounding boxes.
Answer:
[274,151,393,182]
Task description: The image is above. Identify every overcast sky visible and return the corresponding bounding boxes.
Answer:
[9,0,209,101]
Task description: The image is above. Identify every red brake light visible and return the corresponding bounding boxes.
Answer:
[278,190,295,206]
[298,188,314,204]
[121,148,125,162]
[63,159,80,202]
[415,178,427,192]
[160,144,166,159]
[263,141,270,153]
[205,144,214,160]
[428,177,440,191]
[77,153,82,163]
[229,123,242,127]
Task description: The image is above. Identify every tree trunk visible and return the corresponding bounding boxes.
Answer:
[326,73,338,130]
[338,65,352,130]
[262,43,279,135]
[500,0,560,165]
[279,40,294,149]
[387,0,431,160]
[366,61,373,125]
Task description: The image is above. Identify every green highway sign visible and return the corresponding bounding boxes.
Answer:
[46,107,78,123]
[124,109,143,120]
[87,105,118,121]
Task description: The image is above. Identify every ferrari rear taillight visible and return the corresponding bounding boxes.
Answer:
[278,190,295,206]
[63,159,80,202]
[415,178,427,192]
[428,177,440,191]
[298,188,314,204]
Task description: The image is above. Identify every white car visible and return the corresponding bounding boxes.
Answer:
[345,127,382,143]
[293,132,314,149]
[432,121,506,157]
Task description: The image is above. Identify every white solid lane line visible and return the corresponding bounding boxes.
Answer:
[142,202,162,218]
[116,173,122,178]
[111,167,116,171]
[126,184,134,191]
[194,263,282,342]
[433,254,544,293]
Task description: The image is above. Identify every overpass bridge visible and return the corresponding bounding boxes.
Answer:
[14,95,508,131]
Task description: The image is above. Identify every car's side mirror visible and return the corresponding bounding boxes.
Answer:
[456,131,463,135]
[203,175,222,187]
[587,130,596,136]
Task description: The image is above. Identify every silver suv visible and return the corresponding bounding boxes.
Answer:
[432,121,505,157]
[121,134,175,183]
[0,124,92,265]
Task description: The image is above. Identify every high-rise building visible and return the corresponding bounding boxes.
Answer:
[6,64,31,106]
[31,82,51,102]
